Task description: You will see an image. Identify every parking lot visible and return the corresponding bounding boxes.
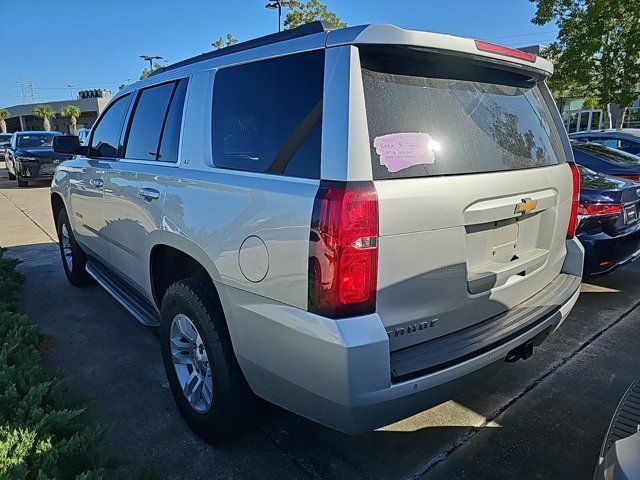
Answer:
[1,163,639,480]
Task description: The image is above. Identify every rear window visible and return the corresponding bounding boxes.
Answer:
[361,48,565,179]
[573,142,640,166]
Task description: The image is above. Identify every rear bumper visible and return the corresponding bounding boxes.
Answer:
[226,241,583,434]
[579,227,640,277]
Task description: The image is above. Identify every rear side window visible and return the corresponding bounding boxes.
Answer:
[124,78,188,162]
[89,94,131,158]
[211,50,324,178]
[360,47,566,179]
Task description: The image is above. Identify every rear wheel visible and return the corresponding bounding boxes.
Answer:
[56,209,94,286]
[160,278,261,443]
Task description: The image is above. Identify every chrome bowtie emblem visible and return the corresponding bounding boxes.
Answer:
[53,159,60,164]
[515,198,537,215]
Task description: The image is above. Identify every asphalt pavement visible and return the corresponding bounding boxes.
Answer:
[1,162,639,479]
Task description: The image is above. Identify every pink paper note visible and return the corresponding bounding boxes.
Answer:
[373,132,437,173]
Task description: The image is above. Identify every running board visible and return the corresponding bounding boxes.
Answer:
[86,259,160,327]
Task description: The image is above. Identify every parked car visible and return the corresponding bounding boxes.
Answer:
[572,141,640,182]
[594,380,640,480]
[575,163,640,276]
[76,128,90,145]
[51,22,583,442]
[5,131,67,187]
[570,128,640,155]
[0,133,12,160]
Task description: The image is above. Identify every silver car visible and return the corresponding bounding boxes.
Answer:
[51,22,584,442]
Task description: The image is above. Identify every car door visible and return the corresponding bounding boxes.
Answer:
[67,93,132,262]
[103,78,188,298]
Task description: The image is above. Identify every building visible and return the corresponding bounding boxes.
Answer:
[3,89,112,133]
[519,44,640,133]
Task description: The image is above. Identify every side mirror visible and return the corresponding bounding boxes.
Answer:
[53,135,82,155]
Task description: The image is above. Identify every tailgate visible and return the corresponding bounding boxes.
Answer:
[358,45,572,351]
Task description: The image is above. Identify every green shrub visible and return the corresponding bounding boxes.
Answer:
[0,248,109,479]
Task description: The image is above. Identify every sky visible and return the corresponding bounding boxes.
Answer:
[0,0,558,108]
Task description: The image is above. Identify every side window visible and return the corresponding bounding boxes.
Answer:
[89,94,131,158]
[158,79,188,163]
[211,50,324,178]
[594,138,619,148]
[618,139,640,154]
[123,79,188,163]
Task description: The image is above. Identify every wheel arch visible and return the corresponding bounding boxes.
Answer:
[50,192,66,238]
[147,233,224,310]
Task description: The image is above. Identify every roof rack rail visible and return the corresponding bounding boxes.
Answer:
[150,21,333,77]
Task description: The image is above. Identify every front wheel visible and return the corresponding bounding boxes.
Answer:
[16,176,27,187]
[160,278,261,443]
[56,209,94,286]
[6,159,16,180]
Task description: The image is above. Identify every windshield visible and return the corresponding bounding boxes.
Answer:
[572,142,640,166]
[360,49,565,179]
[17,133,58,148]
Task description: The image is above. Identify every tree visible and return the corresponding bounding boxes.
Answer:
[0,108,9,134]
[32,105,56,131]
[284,0,346,29]
[140,62,164,80]
[59,105,81,134]
[531,0,640,128]
[212,33,238,50]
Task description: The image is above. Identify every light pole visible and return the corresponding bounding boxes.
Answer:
[139,55,164,72]
[265,1,297,32]
[67,84,73,100]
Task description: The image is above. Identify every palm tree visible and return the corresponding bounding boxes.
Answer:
[32,105,56,131]
[0,108,9,134]
[59,105,81,134]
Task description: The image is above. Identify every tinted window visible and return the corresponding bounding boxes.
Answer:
[158,79,188,163]
[0,134,11,142]
[90,94,131,158]
[211,51,324,178]
[573,142,640,166]
[125,83,173,161]
[360,48,565,179]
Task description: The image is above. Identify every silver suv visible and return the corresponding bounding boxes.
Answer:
[51,22,584,442]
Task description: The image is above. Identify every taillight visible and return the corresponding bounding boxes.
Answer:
[308,181,379,318]
[615,174,640,182]
[474,40,537,63]
[578,203,623,217]
[567,163,581,239]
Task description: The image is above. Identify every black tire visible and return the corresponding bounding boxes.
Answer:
[16,175,27,187]
[56,209,94,287]
[7,169,15,181]
[160,278,261,443]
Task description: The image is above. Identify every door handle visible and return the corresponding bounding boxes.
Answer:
[89,178,104,188]
[138,187,161,200]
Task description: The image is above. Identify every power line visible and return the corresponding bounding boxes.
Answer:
[487,30,557,40]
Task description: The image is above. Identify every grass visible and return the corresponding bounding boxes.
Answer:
[0,247,110,479]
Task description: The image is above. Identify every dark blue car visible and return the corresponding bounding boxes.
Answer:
[572,141,640,182]
[576,163,640,277]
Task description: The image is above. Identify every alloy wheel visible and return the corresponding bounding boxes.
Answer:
[170,313,214,413]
